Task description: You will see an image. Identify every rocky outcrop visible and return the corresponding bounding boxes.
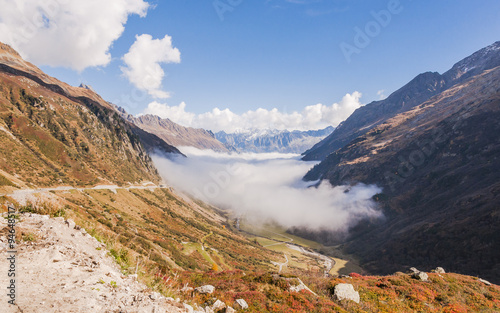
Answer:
[194,285,215,294]
[333,283,360,303]
[412,271,429,282]
[233,299,248,310]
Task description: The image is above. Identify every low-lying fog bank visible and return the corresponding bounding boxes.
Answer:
[153,147,382,232]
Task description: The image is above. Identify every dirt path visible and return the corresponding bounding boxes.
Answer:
[0,183,164,208]
[287,244,335,277]
[0,213,190,313]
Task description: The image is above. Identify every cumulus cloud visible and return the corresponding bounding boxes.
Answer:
[0,0,149,71]
[121,34,181,99]
[142,92,363,132]
[152,147,382,231]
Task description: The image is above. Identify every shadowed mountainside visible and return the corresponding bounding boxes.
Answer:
[303,47,500,283]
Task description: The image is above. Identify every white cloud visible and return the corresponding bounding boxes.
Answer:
[0,0,149,71]
[152,148,382,231]
[121,34,181,99]
[142,92,363,132]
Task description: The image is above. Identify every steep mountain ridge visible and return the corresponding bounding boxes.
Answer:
[303,41,500,161]
[216,126,334,154]
[303,51,500,282]
[120,111,228,152]
[0,42,180,187]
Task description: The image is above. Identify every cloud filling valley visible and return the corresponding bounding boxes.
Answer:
[153,147,383,232]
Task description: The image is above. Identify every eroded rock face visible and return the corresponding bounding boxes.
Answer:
[333,283,360,303]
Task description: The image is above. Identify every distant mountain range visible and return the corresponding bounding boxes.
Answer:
[215,126,334,154]
[300,41,500,283]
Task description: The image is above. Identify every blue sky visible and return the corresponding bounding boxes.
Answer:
[1,0,499,132]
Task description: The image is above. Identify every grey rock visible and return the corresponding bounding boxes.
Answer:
[434,267,446,274]
[412,271,429,282]
[479,278,492,286]
[409,267,420,274]
[225,307,236,313]
[333,283,360,303]
[233,299,248,310]
[194,285,215,294]
[211,300,226,311]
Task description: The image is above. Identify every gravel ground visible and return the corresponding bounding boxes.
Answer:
[0,213,188,313]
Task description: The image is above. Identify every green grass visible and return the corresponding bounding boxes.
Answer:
[240,221,322,249]
[182,242,217,268]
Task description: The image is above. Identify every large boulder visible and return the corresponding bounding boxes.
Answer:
[412,271,429,282]
[194,285,215,294]
[211,299,226,311]
[233,299,249,310]
[333,283,360,303]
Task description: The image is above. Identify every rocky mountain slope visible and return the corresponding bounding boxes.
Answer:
[2,212,499,313]
[0,42,181,188]
[120,111,229,152]
[216,126,334,154]
[304,43,500,283]
[303,41,500,161]
[0,213,187,313]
